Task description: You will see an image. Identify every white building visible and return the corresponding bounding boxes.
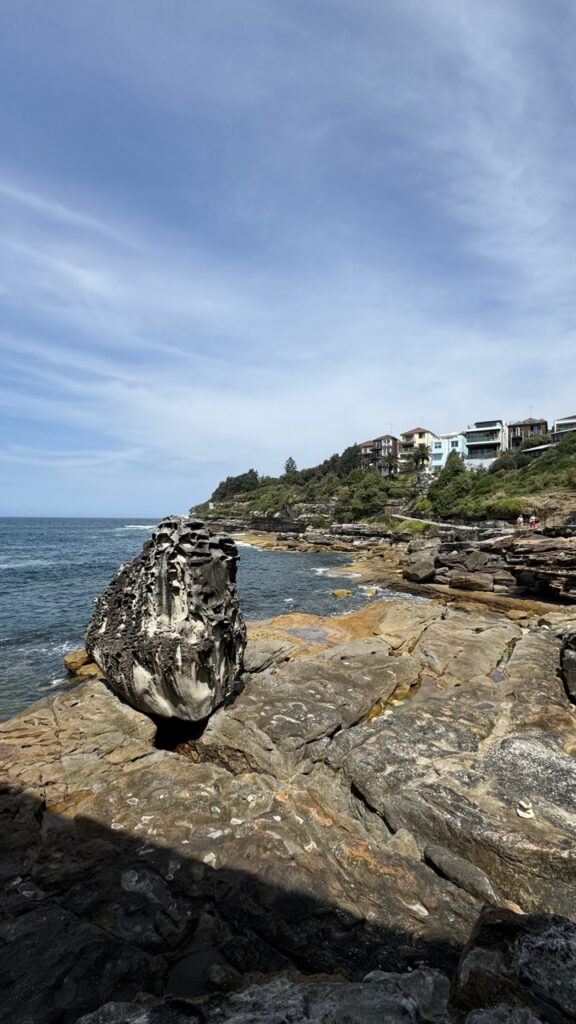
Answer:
[463,419,506,470]
[552,414,576,442]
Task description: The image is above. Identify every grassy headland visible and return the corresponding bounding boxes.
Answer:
[193,432,576,527]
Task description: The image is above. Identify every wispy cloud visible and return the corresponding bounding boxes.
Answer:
[1,0,575,513]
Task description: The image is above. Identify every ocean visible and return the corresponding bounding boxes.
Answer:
[0,517,405,722]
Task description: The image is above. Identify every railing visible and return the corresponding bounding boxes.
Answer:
[466,432,500,445]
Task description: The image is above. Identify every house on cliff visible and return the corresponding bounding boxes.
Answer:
[398,426,437,472]
[358,434,398,475]
[507,417,548,449]
[463,419,506,469]
[430,432,468,471]
[552,413,576,442]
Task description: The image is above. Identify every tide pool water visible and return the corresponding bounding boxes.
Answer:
[0,518,421,721]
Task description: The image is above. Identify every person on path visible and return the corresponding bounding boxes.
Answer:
[516,514,524,529]
[529,514,538,529]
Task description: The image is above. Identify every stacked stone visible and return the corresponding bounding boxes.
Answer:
[86,515,246,720]
[505,535,576,601]
[402,537,516,592]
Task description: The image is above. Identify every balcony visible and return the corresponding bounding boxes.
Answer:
[466,432,500,445]
[466,448,498,461]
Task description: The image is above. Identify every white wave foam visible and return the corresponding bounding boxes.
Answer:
[236,541,262,550]
[39,676,68,690]
[118,524,156,530]
[0,559,58,570]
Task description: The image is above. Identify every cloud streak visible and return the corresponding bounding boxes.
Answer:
[0,1,575,513]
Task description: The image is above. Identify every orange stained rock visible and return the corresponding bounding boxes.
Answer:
[247,600,391,658]
[340,839,401,877]
[309,806,335,827]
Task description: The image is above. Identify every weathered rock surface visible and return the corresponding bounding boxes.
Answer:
[78,970,452,1023]
[453,906,576,1023]
[560,626,576,701]
[191,639,420,776]
[404,532,576,602]
[0,676,479,1023]
[505,535,576,600]
[63,647,90,673]
[74,916,576,1024]
[4,590,576,1023]
[189,601,576,918]
[85,516,246,720]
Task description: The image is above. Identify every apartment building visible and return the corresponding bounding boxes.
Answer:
[358,434,398,475]
[463,419,506,469]
[430,432,468,472]
[552,414,576,442]
[398,427,437,472]
[507,417,548,449]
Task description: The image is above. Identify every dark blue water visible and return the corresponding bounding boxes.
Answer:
[0,518,390,721]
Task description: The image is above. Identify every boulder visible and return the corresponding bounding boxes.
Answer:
[74,662,105,679]
[85,516,246,720]
[449,570,494,592]
[63,648,89,674]
[452,907,576,1023]
[404,556,436,583]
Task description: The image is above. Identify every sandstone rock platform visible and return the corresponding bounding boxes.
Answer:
[2,591,576,1022]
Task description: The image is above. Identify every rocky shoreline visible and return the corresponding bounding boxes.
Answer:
[2,516,576,1022]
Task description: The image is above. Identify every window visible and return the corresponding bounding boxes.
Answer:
[450,441,458,448]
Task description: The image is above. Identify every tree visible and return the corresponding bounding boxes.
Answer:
[412,444,431,471]
[284,457,298,477]
[211,469,259,501]
[346,470,390,520]
[428,451,472,517]
[380,450,398,478]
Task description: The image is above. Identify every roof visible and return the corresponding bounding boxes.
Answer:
[508,417,547,426]
[401,426,433,436]
[466,420,502,430]
[358,434,397,446]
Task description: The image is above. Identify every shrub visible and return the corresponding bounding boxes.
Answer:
[411,496,433,516]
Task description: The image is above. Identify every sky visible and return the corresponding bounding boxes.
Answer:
[1,0,575,515]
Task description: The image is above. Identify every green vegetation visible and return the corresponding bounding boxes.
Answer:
[195,432,576,526]
[412,443,431,471]
[194,445,414,522]
[211,469,260,501]
[427,433,576,520]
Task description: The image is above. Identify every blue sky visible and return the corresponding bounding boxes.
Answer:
[1,0,575,515]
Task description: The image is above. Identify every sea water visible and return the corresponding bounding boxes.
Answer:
[0,517,411,721]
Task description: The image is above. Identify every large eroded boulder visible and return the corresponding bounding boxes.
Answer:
[85,516,246,720]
